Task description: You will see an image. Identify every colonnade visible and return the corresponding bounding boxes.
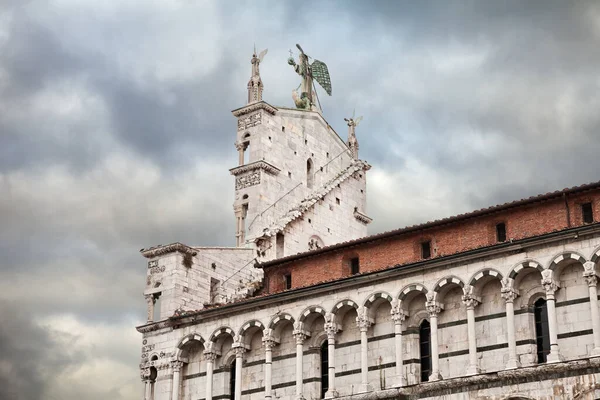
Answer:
[148,259,600,400]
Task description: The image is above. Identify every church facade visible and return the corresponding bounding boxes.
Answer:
[137,49,600,400]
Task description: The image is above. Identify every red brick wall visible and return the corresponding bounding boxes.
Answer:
[264,191,600,293]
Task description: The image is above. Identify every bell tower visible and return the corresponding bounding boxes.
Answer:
[230,47,371,259]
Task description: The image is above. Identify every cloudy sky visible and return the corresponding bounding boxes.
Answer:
[2,1,600,398]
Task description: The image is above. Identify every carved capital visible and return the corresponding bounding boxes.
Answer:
[501,288,519,303]
[171,360,184,373]
[324,313,339,339]
[203,350,218,362]
[541,269,559,295]
[235,141,245,151]
[462,295,480,310]
[356,315,371,332]
[293,330,308,345]
[390,302,407,324]
[233,345,246,357]
[262,330,278,350]
[584,262,597,287]
[140,367,151,380]
[426,300,443,317]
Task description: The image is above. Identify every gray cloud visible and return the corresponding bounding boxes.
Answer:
[2,1,600,398]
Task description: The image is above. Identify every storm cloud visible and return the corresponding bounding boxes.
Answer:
[1,1,600,398]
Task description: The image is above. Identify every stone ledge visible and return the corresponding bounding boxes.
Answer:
[334,357,600,400]
[140,242,198,259]
[354,210,373,225]
[231,101,277,117]
[229,160,281,177]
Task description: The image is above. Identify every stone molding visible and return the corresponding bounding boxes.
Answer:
[140,243,198,259]
[229,160,281,177]
[353,210,373,225]
[330,357,600,400]
[231,101,277,117]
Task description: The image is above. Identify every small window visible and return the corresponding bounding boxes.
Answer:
[305,139,308,145]
[496,223,507,242]
[421,241,431,259]
[284,273,292,289]
[320,341,329,398]
[326,152,330,158]
[350,257,360,275]
[282,126,285,132]
[288,171,292,178]
[336,198,340,205]
[210,278,220,302]
[582,202,594,224]
[152,293,162,321]
[419,320,431,382]
[276,233,285,258]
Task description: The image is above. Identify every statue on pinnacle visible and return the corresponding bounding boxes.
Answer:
[288,44,332,111]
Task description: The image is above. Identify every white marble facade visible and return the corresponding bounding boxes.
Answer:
[139,230,600,400]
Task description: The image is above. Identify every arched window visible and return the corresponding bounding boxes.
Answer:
[230,359,236,400]
[419,320,431,382]
[320,341,329,399]
[534,298,550,363]
[307,159,314,189]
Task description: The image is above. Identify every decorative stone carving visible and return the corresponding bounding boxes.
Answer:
[390,301,407,324]
[324,313,339,339]
[140,242,197,259]
[541,269,559,294]
[148,260,158,268]
[149,266,166,275]
[232,101,277,117]
[262,330,278,350]
[235,171,261,190]
[171,360,183,373]
[461,285,480,309]
[356,309,372,332]
[140,367,151,380]
[426,293,443,316]
[237,112,262,131]
[354,210,373,225]
[230,160,281,177]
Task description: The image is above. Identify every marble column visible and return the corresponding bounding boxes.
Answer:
[262,331,277,400]
[141,368,151,400]
[234,206,244,247]
[501,278,520,369]
[425,295,443,381]
[584,262,600,356]
[235,141,245,166]
[292,324,308,400]
[462,286,481,375]
[233,344,246,400]
[145,295,155,323]
[204,348,218,400]
[390,301,407,387]
[541,270,562,363]
[356,309,373,393]
[171,361,183,400]
[324,313,339,398]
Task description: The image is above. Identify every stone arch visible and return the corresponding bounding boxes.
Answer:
[363,291,394,309]
[298,305,326,334]
[331,299,359,315]
[548,250,586,271]
[238,319,266,337]
[175,333,205,359]
[306,158,314,189]
[407,309,429,329]
[508,259,544,279]
[298,305,326,323]
[397,283,428,303]
[468,268,504,296]
[590,245,600,264]
[433,275,465,303]
[268,313,295,330]
[209,326,235,344]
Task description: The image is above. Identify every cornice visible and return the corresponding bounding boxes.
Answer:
[231,101,277,117]
[140,243,198,259]
[353,210,373,225]
[229,160,281,177]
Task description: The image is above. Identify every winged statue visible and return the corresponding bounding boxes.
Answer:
[288,44,332,111]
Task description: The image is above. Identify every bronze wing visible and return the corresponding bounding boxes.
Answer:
[310,60,332,96]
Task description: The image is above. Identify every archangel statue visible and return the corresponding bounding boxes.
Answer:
[344,111,362,159]
[288,44,332,111]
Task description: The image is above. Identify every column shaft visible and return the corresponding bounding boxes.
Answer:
[265,347,272,400]
[205,359,214,400]
[327,337,336,396]
[505,300,520,369]
[429,314,441,381]
[360,329,369,388]
[235,353,243,400]
[172,370,181,400]
[394,323,405,385]
[589,283,600,355]
[295,341,303,397]
[145,380,152,400]
[465,306,479,375]
[546,293,560,362]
